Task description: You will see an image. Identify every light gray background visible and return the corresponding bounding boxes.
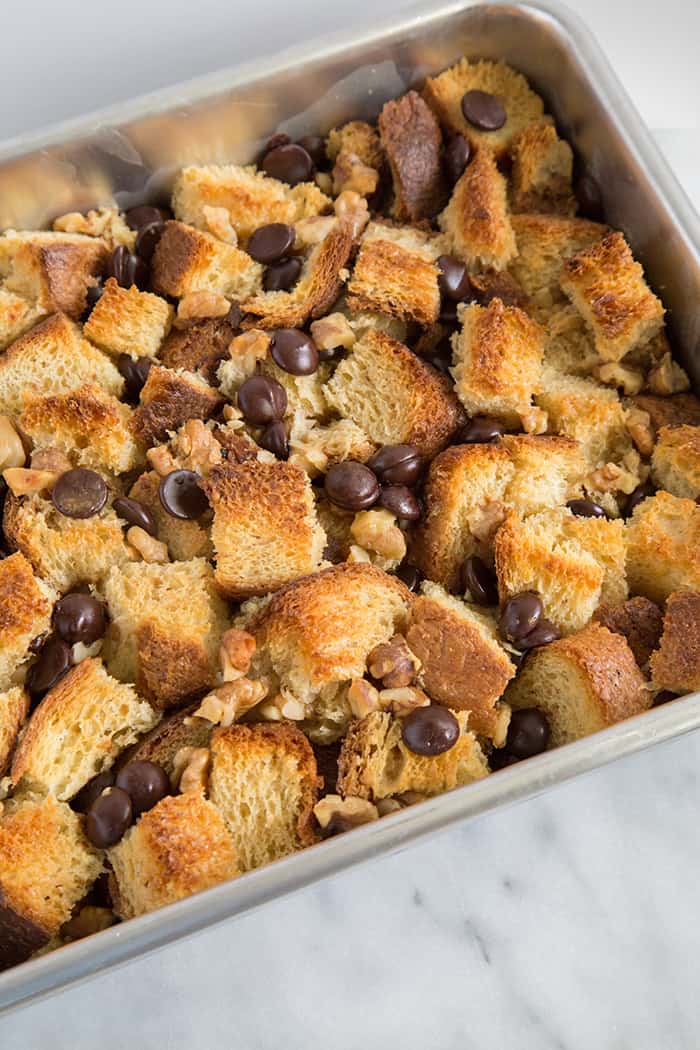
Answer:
[2,2,700,1047]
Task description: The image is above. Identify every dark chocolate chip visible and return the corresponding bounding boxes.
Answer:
[262,143,314,186]
[566,498,607,519]
[625,481,655,518]
[115,760,170,815]
[263,132,292,153]
[125,205,171,231]
[514,617,560,652]
[395,562,422,592]
[379,485,421,521]
[437,255,472,301]
[263,256,302,292]
[653,690,678,707]
[106,245,149,290]
[53,593,107,646]
[574,173,604,221]
[158,470,209,520]
[52,469,108,520]
[270,328,319,375]
[462,555,498,606]
[86,787,134,848]
[499,592,543,643]
[324,461,380,511]
[29,632,48,653]
[26,635,72,698]
[444,134,471,182]
[135,221,165,262]
[237,374,287,424]
[490,749,521,771]
[113,496,158,536]
[247,223,296,264]
[461,90,506,131]
[83,280,104,319]
[259,420,289,460]
[297,134,326,167]
[402,705,460,757]
[320,813,357,837]
[459,417,506,444]
[117,353,153,404]
[439,298,459,324]
[317,345,347,363]
[71,770,116,814]
[505,708,550,758]
[367,444,422,487]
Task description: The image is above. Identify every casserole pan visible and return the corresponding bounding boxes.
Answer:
[2,0,700,1014]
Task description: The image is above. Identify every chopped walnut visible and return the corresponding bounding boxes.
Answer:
[367,635,421,688]
[378,686,431,717]
[3,467,59,496]
[471,500,508,544]
[172,747,211,794]
[586,454,641,496]
[202,205,238,245]
[594,362,644,395]
[30,447,72,472]
[347,678,381,719]
[314,172,333,195]
[257,691,308,722]
[492,703,511,749]
[176,291,231,327]
[347,544,372,564]
[313,794,379,833]
[147,444,179,476]
[625,407,655,457]
[127,526,169,563]
[219,628,256,681]
[520,406,548,435]
[350,508,406,563]
[332,151,379,197]
[647,352,691,395]
[219,329,271,389]
[310,312,356,352]
[334,191,370,239]
[0,416,26,470]
[294,215,337,249]
[195,677,268,726]
[61,905,116,942]
[175,419,222,476]
[222,403,247,429]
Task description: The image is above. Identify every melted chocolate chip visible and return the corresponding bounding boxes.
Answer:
[135,221,165,262]
[324,462,380,511]
[113,496,158,536]
[262,143,314,186]
[444,134,471,182]
[367,444,422,487]
[117,353,153,404]
[379,485,421,521]
[459,417,506,444]
[263,256,302,292]
[106,245,149,290]
[297,134,326,167]
[237,374,287,424]
[625,481,655,518]
[513,617,560,651]
[53,593,107,646]
[437,255,472,301]
[499,592,543,643]
[567,498,608,519]
[51,469,108,519]
[270,328,319,375]
[462,555,498,606]
[505,708,550,758]
[115,761,170,815]
[247,223,296,264]
[395,563,422,592]
[402,705,460,756]
[86,787,133,848]
[158,470,209,520]
[125,205,171,231]
[26,635,72,698]
[71,770,116,814]
[259,420,289,459]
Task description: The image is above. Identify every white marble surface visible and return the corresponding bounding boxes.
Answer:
[2,2,700,1047]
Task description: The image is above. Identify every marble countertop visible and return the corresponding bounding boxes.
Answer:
[2,1,700,1046]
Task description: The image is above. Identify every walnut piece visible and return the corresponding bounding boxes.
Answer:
[471,500,508,544]
[175,419,223,476]
[147,444,178,476]
[310,312,356,352]
[625,407,655,457]
[334,191,370,239]
[127,526,169,563]
[520,406,548,435]
[294,216,337,249]
[378,685,431,717]
[176,291,231,327]
[202,205,238,245]
[257,691,308,722]
[586,456,641,496]
[219,628,256,681]
[314,172,333,195]
[347,678,381,719]
[0,416,26,470]
[350,508,406,563]
[594,362,644,395]
[221,329,271,388]
[3,467,59,496]
[313,794,379,832]
[367,635,421,688]
[53,206,136,249]
[332,152,379,197]
[647,353,690,395]
[195,677,267,726]
[173,746,212,794]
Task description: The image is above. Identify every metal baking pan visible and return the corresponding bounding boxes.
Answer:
[2,0,700,1015]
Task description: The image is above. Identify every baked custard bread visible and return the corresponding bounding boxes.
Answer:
[0,52,696,966]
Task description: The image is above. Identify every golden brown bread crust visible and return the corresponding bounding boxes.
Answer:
[135,621,214,710]
[159,316,238,382]
[124,704,212,775]
[626,491,700,603]
[509,122,574,215]
[326,121,384,168]
[346,230,440,325]
[83,278,174,359]
[0,232,108,319]
[151,220,261,300]
[630,393,700,434]
[378,91,446,222]
[650,590,700,694]
[651,424,700,499]
[593,597,663,667]
[132,365,223,447]
[469,270,530,310]
[0,688,29,776]
[439,148,516,272]
[0,552,53,674]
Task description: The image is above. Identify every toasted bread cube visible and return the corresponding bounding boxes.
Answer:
[0,795,102,970]
[450,299,545,425]
[83,278,173,359]
[510,122,575,215]
[650,591,700,695]
[337,708,489,801]
[593,596,663,667]
[543,304,600,377]
[626,491,700,603]
[159,315,238,383]
[536,367,630,465]
[52,205,137,250]
[438,149,516,272]
[0,230,108,319]
[406,583,513,741]
[4,493,134,592]
[630,392,700,435]
[10,659,158,800]
[172,164,329,244]
[651,425,700,499]
[128,470,212,562]
[202,461,326,599]
[325,329,461,458]
[102,559,229,709]
[19,385,143,475]
[495,507,627,634]
[127,704,212,777]
[510,214,609,319]
[209,723,321,871]
[151,220,262,299]
[504,623,650,746]
[132,366,223,447]
[346,222,441,325]
[109,793,239,919]
[0,687,29,775]
[0,313,123,416]
[560,232,664,361]
[243,219,355,329]
[0,288,43,350]
[411,436,585,590]
[0,553,55,692]
[379,91,446,221]
[422,58,545,159]
[326,121,384,168]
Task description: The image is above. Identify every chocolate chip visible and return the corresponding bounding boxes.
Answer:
[566,498,607,519]
[106,245,149,290]
[158,470,209,520]
[113,496,158,536]
[29,632,48,653]
[499,592,543,643]
[270,328,319,375]
[462,555,498,605]
[26,635,72,698]
[505,708,550,758]
[86,787,133,848]
[324,461,380,511]
[461,90,506,131]
[490,749,521,771]
[625,481,655,518]
[424,343,452,375]
[117,353,153,404]
[125,205,171,231]
[317,345,347,363]
[379,485,421,521]
[53,593,107,646]
[444,134,471,182]
[574,173,604,221]
[367,444,422,487]
[52,469,108,520]
[437,255,472,301]
[237,374,287,424]
[395,562,422,592]
[135,221,165,262]
[263,132,292,153]
[259,420,289,459]
[402,705,460,756]
[653,690,678,707]
[263,257,302,292]
[83,280,104,319]
[71,770,116,814]
[320,813,356,837]
[262,143,314,186]
[439,298,459,324]
[514,617,560,652]
[115,760,170,815]
[247,223,296,264]
[459,417,506,444]
[297,134,326,167]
